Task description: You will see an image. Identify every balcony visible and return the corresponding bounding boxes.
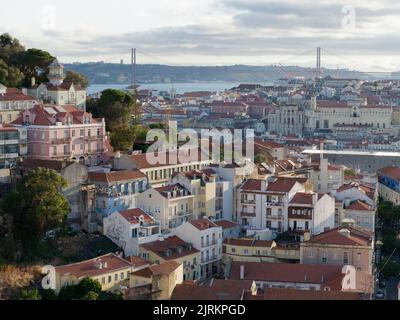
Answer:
[201,240,218,248]
[51,137,71,144]
[85,135,104,142]
[241,199,256,205]
[266,214,284,220]
[200,255,220,264]
[266,201,284,207]
[241,211,256,217]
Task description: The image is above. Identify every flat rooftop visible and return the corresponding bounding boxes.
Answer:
[302,149,400,157]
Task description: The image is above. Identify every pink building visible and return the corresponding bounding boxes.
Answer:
[11,104,108,166]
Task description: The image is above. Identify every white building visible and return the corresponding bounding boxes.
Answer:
[28,59,87,110]
[137,183,194,231]
[288,192,335,236]
[103,208,161,257]
[236,177,306,233]
[173,217,223,279]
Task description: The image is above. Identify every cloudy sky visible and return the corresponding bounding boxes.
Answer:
[1,0,400,71]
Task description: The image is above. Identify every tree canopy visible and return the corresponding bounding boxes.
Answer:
[64,70,89,89]
[0,33,87,88]
[1,168,70,251]
[87,89,136,132]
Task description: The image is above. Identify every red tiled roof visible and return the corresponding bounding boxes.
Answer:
[317,100,348,108]
[119,208,154,225]
[0,88,37,101]
[229,262,344,290]
[241,179,263,191]
[55,253,132,278]
[263,288,365,300]
[305,227,372,246]
[124,256,150,268]
[214,220,239,230]
[132,261,180,278]
[18,158,76,172]
[172,279,255,300]
[190,218,219,231]
[346,200,373,212]
[378,166,400,181]
[290,193,314,205]
[88,170,146,184]
[141,236,199,260]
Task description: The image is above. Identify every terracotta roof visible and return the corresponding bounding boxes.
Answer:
[127,149,209,169]
[263,288,365,300]
[18,158,76,172]
[119,208,155,225]
[190,218,219,231]
[140,236,199,260]
[55,253,132,278]
[88,170,146,184]
[172,279,255,300]
[290,193,314,205]
[241,179,263,191]
[132,261,180,278]
[229,262,344,290]
[378,166,400,180]
[214,220,239,230]
[124,256,150,268]
[346,200,373,212]
[155,183,191,198]
[305,227,372,246]
[0,88,37,101]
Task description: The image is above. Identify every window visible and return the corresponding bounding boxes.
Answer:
[120,272,124,280]
[101,277,105,284]
[309,250,314,258]
[343,252,349,264]
[231,247,236,253]
[357,253,362,261]
[80,129,84,136]
[108,275,112,283]
[114,274,118,281]
[322,251,327,263]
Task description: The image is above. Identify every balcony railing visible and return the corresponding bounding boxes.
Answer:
[266,201,284,207]
[266,214,284,220]
[85,135,104,141]
[241,199,256,205]
[51,137,71,144]
[201,240,218,248]
[241,212,256,217]
[201,255,220,264]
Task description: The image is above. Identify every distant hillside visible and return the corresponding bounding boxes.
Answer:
[64,63,373,85]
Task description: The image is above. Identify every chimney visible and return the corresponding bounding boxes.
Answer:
[303,232,311,242]
[31,77,36,87]
[240,265,245,280]
[103,261,108,268]
[344,198,351,208]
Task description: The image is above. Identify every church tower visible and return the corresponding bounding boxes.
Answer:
[48,58,65,86]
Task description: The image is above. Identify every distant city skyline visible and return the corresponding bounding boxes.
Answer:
[2,0,400,71]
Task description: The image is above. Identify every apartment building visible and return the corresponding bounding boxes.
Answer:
[54,253,139,294]
[88,170,149,218]
[11,104,107,166]
[137,183,194,231]
[0,124,27,169]
[288,192,335,237]
[103,208,161,257]
[378,166,400,204]
[128,261,183,300]
[236,177,306,232]
[113,150,212,186]
[139,235,201,281]
[171,169,233,220]
[0,84,38,124]
[300,226,374,275]
[174,218,223,279]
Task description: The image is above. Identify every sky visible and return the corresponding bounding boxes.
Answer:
[1,0,400,71]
